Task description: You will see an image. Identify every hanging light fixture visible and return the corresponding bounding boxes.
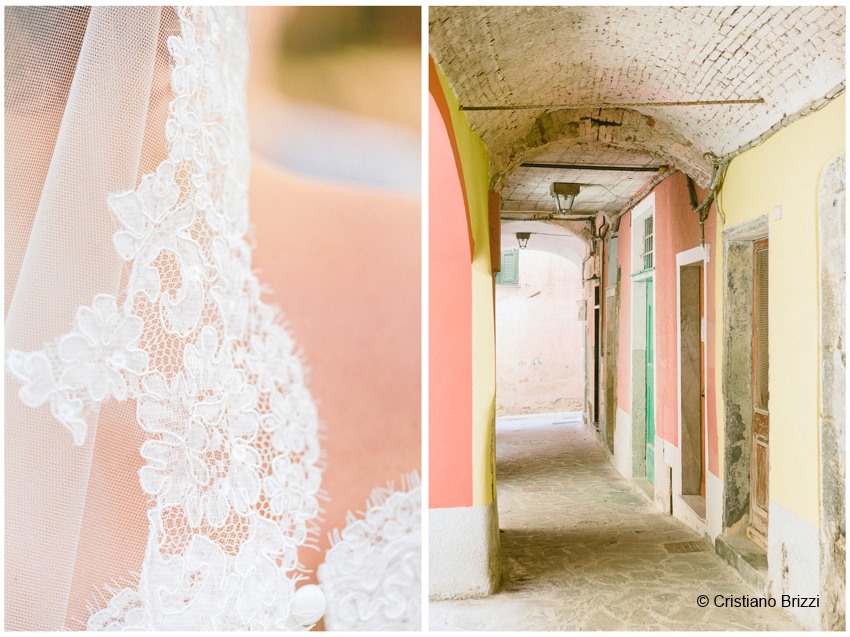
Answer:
[550,182,581,214]
[516,232,530,249]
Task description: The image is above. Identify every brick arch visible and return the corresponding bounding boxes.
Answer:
[431,6,845,199]
[491,107,713,192]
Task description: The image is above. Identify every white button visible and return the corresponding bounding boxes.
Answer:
[289,584,325,629]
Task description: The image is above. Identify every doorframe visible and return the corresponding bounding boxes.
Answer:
[629,195,657,485]
[674,246,707,524]
[748,237,770,549]
[720,215,769,533]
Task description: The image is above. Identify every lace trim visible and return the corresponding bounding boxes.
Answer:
[8,7,324,630]
[318,473,422,631]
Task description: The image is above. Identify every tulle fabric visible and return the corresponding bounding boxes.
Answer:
[6,8,328,630]
[5,8,177,628]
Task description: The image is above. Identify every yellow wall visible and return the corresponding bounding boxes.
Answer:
[436,66,497,507]
[714,95,845,527]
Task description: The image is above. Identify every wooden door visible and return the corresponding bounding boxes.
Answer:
[749,239,769,548]
[645,278,655,484]
[593,284,600,425]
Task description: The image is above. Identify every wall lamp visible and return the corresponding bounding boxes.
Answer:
[550,182,581,214]
[516,232,531,249]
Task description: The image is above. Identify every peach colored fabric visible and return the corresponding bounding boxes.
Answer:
[249,158,421,579]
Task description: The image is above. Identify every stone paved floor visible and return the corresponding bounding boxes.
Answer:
[429,412,803,631]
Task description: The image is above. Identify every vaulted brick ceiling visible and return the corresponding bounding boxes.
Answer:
[430,6,845,215]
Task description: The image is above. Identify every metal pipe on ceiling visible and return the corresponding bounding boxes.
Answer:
[500,211,597,221]
[460,98,765,111]
[519,162,667,172]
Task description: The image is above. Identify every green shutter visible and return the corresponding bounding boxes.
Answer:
[496,249,519,285]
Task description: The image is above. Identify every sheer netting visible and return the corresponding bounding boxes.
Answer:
[5,7,329,630]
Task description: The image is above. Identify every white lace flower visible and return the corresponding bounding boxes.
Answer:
[139,423,208,511]
[160,268,206,336]
[109,164,185,262]
[7,350,89,445]
[110,164,211,337]
[167,24,233,172]
[221,369,260,438]
[210,237,252,338]
[49,393,89,447]
[227,438,262,515]
[263,455,320,528]
[56,294,147,403]
[137,371,194,436]
[318,476,422,631]
[86,588,149,631]
[142,410,261,527]
[266,388,320,457]
[145,535,234,629]
[8,350,57,409]
[245,327,297,393]
[183,325,228,395]
[232,524,291,626]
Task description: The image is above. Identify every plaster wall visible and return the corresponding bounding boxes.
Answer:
[613,407,632,478]
[651,172,717,469]
[768,502,821,629]
[429,63,473,509]
[432,60,497,509]
[429,502,502,599]
[429,58,503,598]
[713,95,845,629]
[714,94,845,527]
[496,250,583,416]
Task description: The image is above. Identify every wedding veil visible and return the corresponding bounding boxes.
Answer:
[6,7,326,629]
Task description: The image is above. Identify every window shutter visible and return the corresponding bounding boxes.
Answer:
[496,249,519,285]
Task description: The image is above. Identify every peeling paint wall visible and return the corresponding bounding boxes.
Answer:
[818,154,845,631]
[715,94,844,528]
[714,94,845,629]
[719,217,766,529]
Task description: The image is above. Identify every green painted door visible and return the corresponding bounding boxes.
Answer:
[645,278,655,484]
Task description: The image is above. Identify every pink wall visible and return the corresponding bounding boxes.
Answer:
[615,173,718,476]
[428,67,473,508]
[655,172,701,447]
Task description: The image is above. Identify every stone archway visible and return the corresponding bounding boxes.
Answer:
[491,107,712,192]
[496,221,588,417]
